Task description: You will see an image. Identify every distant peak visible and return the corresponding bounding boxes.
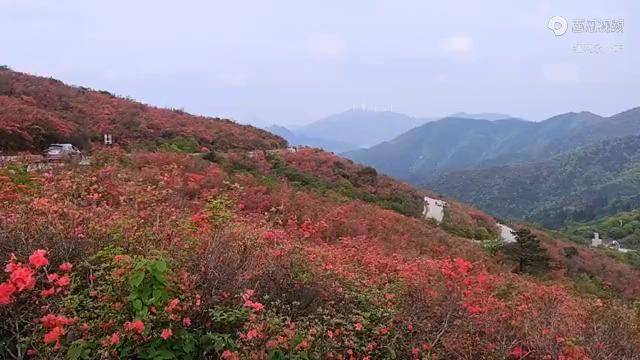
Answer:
[448,112,513,121]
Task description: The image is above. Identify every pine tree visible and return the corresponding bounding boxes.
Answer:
[504,228,551,274]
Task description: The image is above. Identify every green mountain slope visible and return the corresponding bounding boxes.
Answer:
[345,109,640,183]
[564,210,640,250]
[429,135,640,228]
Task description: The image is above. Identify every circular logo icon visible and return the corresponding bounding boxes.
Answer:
[548,16,568,36]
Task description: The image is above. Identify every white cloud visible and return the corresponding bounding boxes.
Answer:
[306,32,347,57]
[440,35,475,56]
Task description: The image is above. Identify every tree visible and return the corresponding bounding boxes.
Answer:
[504,228,551,274]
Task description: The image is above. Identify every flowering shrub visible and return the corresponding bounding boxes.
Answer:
[1,150,640,358]
[0,69,285,151]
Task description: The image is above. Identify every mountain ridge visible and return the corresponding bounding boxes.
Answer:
[429,134,640,228]
[0,68,286,152]
[345,107,640,183]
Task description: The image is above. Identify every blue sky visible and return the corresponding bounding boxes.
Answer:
[1,0,637,126]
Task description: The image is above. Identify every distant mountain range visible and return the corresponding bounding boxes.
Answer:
[429,134,640,229]
[265,124,357,153]
[267,110,515,153]
[449,112,513,121]
[266,109,431,152]
[345,108,640,183]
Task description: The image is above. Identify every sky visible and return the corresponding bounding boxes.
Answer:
[0,0,637,126]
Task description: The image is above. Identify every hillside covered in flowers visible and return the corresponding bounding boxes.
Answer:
[0,67,285,152]
[1,72,640,359]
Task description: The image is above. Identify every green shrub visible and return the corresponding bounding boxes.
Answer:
[205,196,233,226]
[158,137,200,153]
[481,238,504,256]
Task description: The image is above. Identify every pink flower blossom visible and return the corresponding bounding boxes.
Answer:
[246,329,260,340]
[124,320,145,334]
[243,299,264,312]
[0,282,16,304]
[160,328,172,340]
[28,249,49,268]
[40,287,56,297]
[43,326,64,346]
[59,262,73,272]
[165,298,180,313]
[109,332,121,345]
[9,265,35,291]
[510,346,526,358]
[56,275,70,287]
[222,350,239,360]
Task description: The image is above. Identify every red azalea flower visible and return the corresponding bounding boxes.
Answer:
[40,287,56,297]
[109,332,121,345]
[59,262,73,272]
[221,350,239,360]
[29,249,49,268]
[124,320,145,334]
[56,275,70,287]
[5,260,19,273]
[243,299,264,312]
[0,282,16,304]
[510,346,527,358]
[9,265,35,291]
[160,328,172,340]
[40,314,75,328]
[165,298,180,313]
[43,326,64,345]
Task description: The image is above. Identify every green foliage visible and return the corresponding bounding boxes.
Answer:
[66,340,99,360]
[600,247,640,268]
[481,237,504,256]
[564,210,640,250]
[199,333,237,354]
[205,196,233,226]
[207,306,250,333]
[0,65,10,71]
[3,164,34,186]
[503,228,551,274]
[158,137,200,153]
[201,151,220,163]
[431,135,640,229]
[573,274,614,298]
[441,209,499,241]
[128,258,170,318]
[266,154,422,217]
[562,246,579,258]
[59,248,208,359]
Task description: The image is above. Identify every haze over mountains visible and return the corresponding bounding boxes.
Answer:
[341,105,640,231]
[266,109,431,153]
[345,108,640,183]
[268,110,514,153]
